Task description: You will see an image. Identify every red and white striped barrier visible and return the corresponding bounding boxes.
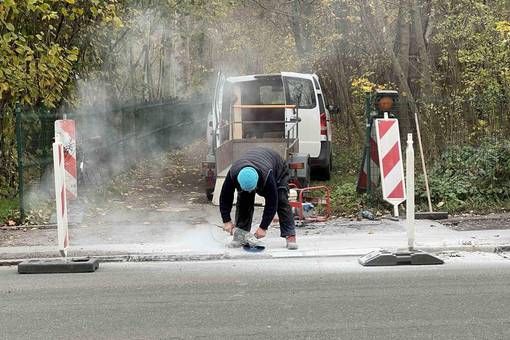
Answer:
[55,120,77,200]
[53,138,69,257]
[357,124,380,192]
[375,115,406,215]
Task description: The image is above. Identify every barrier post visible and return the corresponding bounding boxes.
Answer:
[53,136,69,257]
[16,136,100,273]
[359,128,444,266]
[406,134,415,250]
[54,119,77,200]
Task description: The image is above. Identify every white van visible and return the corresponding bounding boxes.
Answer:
[203,72,334,200]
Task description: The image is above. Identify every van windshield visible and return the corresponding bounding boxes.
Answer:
[284,77,316,109]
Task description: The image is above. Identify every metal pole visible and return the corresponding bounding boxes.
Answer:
[406,133,415,250]
[364,92,372,194]
[414,112,433,212]
[15,104,25,223]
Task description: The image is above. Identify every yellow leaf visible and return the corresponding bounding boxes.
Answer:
[65,0,76,4]
[113,16,123,28]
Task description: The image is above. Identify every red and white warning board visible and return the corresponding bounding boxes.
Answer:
[55,120,77,200]
[53,139,69,257]
[375,117,406,205]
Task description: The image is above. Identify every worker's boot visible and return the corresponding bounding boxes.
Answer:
[286,235,298,250]
[229,228,245,248]
[231,228,264,248]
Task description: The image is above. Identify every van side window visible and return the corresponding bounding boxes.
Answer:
[284,77,317,109]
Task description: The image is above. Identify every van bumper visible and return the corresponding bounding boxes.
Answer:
[310,141,331,169]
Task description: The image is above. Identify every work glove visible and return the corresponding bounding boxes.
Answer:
[254,227,266,239]
[223,221,235,235]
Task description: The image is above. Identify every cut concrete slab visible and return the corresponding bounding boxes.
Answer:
[415,211,449,220]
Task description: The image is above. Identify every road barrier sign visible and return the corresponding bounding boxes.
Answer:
[53,137,69,257]
[359,133,443,267]
[55,119,77,200]
[375,114,405,215]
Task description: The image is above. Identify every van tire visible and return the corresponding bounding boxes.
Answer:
[315,152,332,181]
[206,188,214,201]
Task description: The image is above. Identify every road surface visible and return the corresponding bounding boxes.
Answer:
[1,253,510,339]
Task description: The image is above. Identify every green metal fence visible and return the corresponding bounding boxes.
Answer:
[15,98,210,221]
[15,104,58,221]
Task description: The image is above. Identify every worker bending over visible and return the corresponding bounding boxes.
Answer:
[220,147,298,250]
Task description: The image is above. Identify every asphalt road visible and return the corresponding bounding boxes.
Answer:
[1,254,510,339]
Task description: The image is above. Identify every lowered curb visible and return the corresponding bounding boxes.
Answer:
[1,244,508,267]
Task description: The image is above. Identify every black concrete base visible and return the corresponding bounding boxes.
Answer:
[18,257,99,274]
[359,250,444,266]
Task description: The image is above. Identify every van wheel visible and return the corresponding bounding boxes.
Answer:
[206,189,214,201]
[325,152,333,180]
[323,164,331,181]
[315,153,332,181]
[315,166,331,181]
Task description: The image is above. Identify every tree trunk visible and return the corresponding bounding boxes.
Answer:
[157,31,166,101]
[290,0,313,70]
[397,1,411,83]
[143,45,150,102]
[411,0,434,97]
[397,0,412,133]
[362,0,420,112]
[337,53,363,140]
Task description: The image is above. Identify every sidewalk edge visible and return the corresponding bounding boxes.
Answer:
[1,244,507,266]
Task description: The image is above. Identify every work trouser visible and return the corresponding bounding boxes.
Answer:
[234,187,296,238]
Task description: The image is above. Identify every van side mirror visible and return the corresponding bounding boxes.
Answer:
[327,104,339,114]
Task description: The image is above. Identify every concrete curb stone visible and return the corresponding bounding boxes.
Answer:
[0,244,506,267]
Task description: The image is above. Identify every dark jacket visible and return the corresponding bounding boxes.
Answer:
[219,148,289,229]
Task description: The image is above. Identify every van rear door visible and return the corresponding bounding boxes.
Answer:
[210,72,226,150]
[282,72,321,157]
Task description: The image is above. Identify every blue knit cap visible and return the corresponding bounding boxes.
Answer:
[237,167,258,192]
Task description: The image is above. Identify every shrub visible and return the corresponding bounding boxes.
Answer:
[418,139,510,213]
